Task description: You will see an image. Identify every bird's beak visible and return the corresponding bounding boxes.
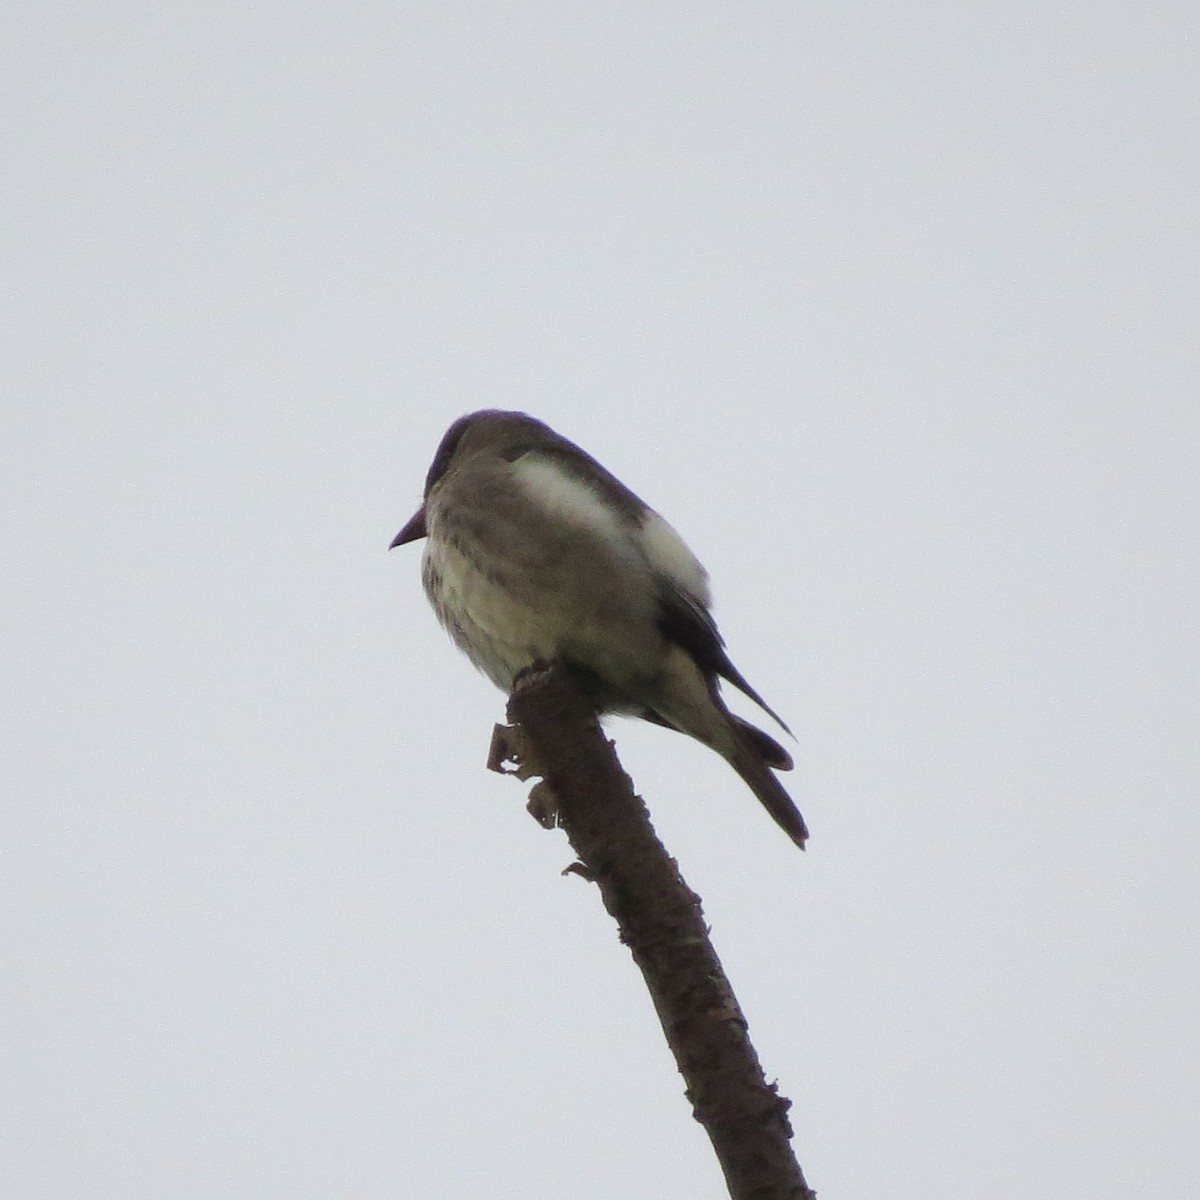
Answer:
[389,505,427,548]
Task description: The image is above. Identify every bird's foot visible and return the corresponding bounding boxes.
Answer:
[510,659,556,696]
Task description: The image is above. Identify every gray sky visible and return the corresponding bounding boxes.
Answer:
[4,4,1197,1198]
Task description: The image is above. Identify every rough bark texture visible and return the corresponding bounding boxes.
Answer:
[491,663,816,1200]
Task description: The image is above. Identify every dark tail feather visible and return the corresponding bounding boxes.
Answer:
[731,716,793,770]
[727,726,809,849]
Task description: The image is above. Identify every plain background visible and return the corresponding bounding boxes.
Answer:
[3,4,1197,1198]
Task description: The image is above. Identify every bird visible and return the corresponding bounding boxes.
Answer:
[389,410,808,848]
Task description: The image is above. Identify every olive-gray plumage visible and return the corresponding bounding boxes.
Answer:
[390,410,808,847]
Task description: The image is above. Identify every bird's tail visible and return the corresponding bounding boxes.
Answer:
[726,717,809,849]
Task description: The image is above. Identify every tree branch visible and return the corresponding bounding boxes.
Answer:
[489,662,816,1200]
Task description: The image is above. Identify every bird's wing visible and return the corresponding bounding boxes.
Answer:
[509,443,649,525]
[655,577,793,739]
[514,442,793,737]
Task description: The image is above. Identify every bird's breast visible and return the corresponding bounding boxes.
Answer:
[420,500,665,699]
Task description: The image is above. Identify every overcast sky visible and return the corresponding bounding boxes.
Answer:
[4,4,1197,1198]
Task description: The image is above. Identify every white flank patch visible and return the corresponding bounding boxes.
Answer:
[638,511,711,604]
[513,456,627,544]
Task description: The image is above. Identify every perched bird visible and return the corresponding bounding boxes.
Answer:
[390,410,808,848]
